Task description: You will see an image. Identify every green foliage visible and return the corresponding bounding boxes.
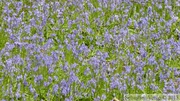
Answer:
[0,0,180,100]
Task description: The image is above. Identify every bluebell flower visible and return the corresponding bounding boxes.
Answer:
[91,88,96,95]
[119,83,127,91]
[104,31,112,43]
[65,97,73,101]
[34,75,43,84]
[88,78,97,87]
[23,80,28,87]
[15,91,21,99]
[174,69,180,77]
[124,66,131,73]
[94,96,101,101]
[87,27,93,34]
[79,43,89,55]
[126,18,132,27]
[53,84,59,94]
[33,93,39,100]
[101,94,106,100]
[137,85,144,91]
[71,63,77,69]
[139,47,147,58]
[42,55,53,67]
[5,58,12,67]
[44,82,50,87]
[48,66,55,74]
[89,56,101,68]
[136,76,143,84]
[61,83,70,96]
[110,77,119,89]
[5,42,15,51]
[150,84,158,91]
[175,45,180,54]
[33,66,39,72]
[62,62,69,72]
[148,6,152,16]
[30,17,36,26]
[148,55,157,65]
[164,79,176,93]
[84,67,90,76]
[29,85,35,94]
[13,55,23,65]
[101,52,109,61]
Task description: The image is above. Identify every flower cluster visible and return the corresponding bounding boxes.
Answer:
[0,0,180,100]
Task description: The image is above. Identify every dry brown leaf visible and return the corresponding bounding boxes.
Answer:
[112,97,120,101]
